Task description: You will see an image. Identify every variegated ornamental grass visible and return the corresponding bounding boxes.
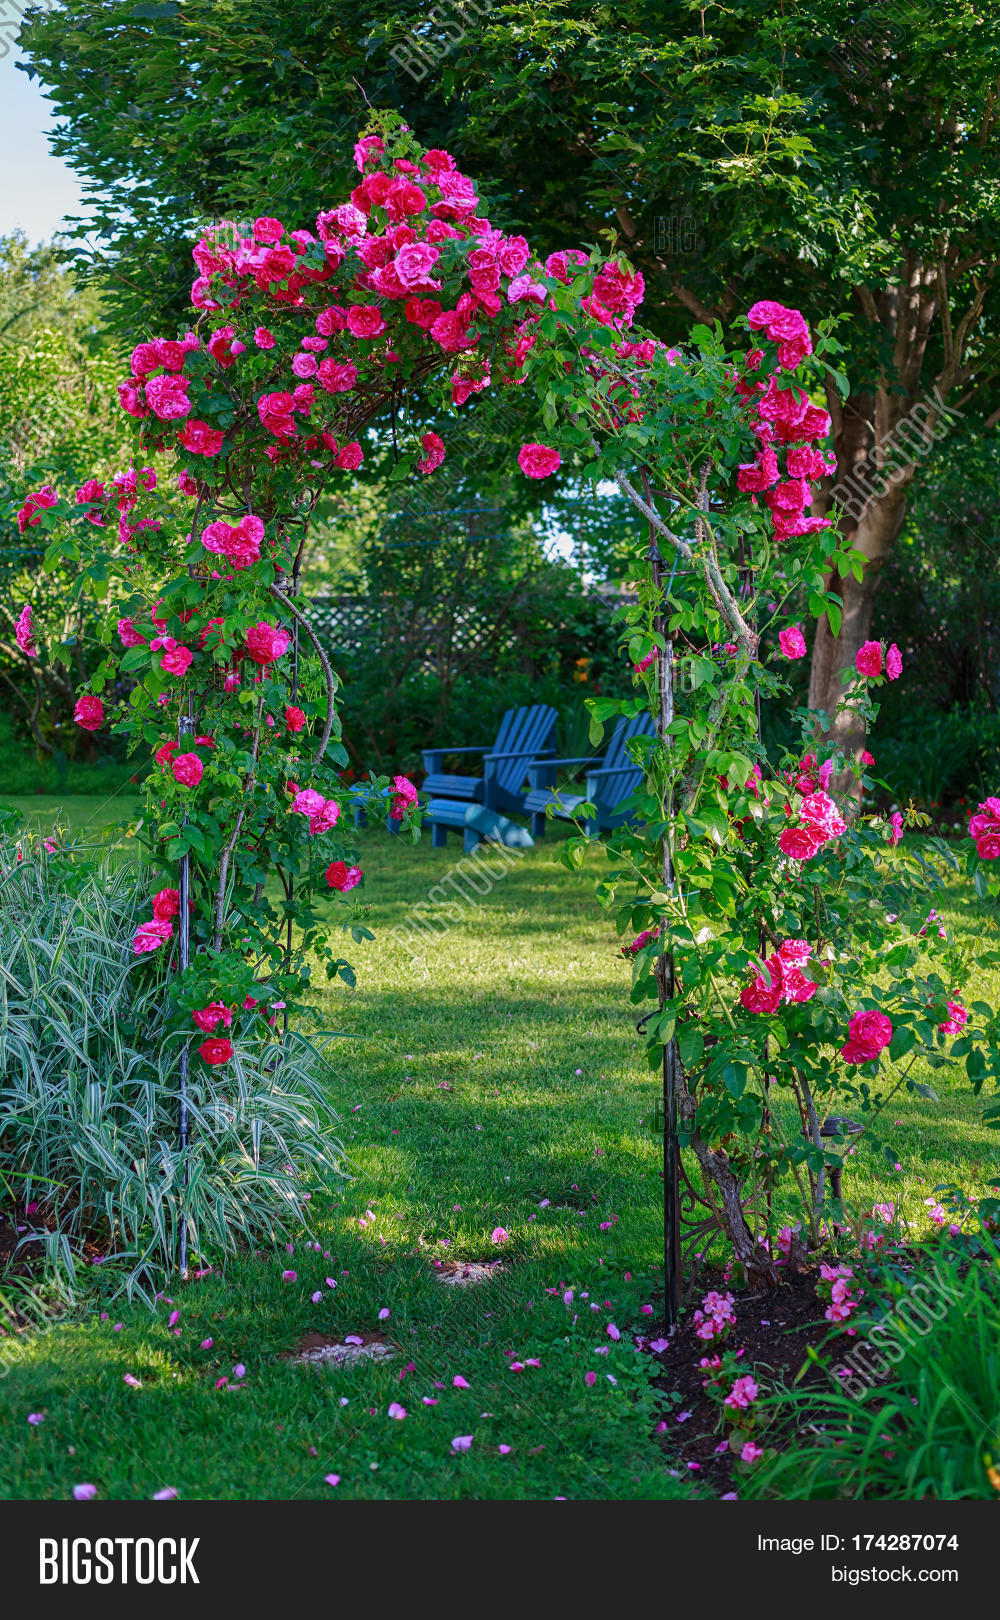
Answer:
[0,824,341,1303]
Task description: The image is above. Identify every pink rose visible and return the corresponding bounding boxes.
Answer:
[244,622,291,666]
[335,441,364,471]
[417,431,445,473]
[285,706,306,733]
[840,1008,892,1064]
[394,242,440,286]
[178,419,225,456]
[171,752,204,788]
[291,352,318,378]
[778,824,823,861]
[290,788,325,817]
[325,861,363,891]
[778,626,807,659]
[939,1000,967,1035]
[145,374,191,421]
[389,774,418,819]
[888,811,904,846]
[308,799,340,836]
[253,216,284,244]
[151,888,179,921]
[254,326,275,348]
[517,442,561,479]
[855,640,882,678]
[15,604,38,657]
[74,695,104,731]
[886,642,903,680]
[198,1037,233,1066]
[316,358,357,394]
[160,645,193,677]
[133,918,173,954]
[346,305,386,338]
[192,1002,233,1034]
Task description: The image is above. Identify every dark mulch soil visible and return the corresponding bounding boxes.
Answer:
[647,1266,851,1496]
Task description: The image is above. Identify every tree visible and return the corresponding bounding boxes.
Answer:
[0,234,128,750]
[19,0,1000,762]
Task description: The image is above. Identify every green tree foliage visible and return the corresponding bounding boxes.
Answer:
[0,234,129,750]
[19,0,1000,726]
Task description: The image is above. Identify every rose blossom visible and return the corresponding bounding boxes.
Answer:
[151,888,180,921]
[74,696,104,731]
[178,419,225,456]
[518,442,561,478]
[171,752,204,788]
[133,918,173,954]
[778,824,823,860]
[291,788,325,817]
[389,775,418,819]
[244,622,291,666]
[285,706,306,733]
[939,1000,967,1035]
[840,1008,893,1064]
[326,861,363,891]
[855,640,883,678]
[886,642,903,680]
[198,1037,233,1066]
[15,604,38,657]
[192,1002,233,1034]
[778,625,806,659]
[160,645,193,677]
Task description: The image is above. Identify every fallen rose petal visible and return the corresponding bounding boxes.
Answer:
[324,1474,340,1487]
[584,1371,597,1387]
[606,1322,621,1341]
[167,1310,180,1328]
[123,1374,141,1388]
[312,1291,322,1303]
[152,1487,178,1500]
[200,1338,213,1349]
[232,1363,246,1379]
[498,1444,512,1454]
[451,1434,473,1453]
[452,1375,470,1389]
[73,1484,98,1500]
[387,1402,407,1419]
[649,1337,670,1353]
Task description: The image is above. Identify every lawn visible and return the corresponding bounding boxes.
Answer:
[1,799,998,1500]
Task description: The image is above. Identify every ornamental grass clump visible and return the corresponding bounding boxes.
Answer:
[0,831,341,1303]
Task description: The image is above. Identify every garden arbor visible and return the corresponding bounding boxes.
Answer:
[15,113,1000,1297]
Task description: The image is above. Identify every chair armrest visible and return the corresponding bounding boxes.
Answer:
[531,755,596,769]
[584,766,623,781]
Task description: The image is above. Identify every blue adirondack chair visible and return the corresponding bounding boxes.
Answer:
[421,704,558,831]
[523,710,655,838]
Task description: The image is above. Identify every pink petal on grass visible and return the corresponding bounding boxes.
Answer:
[200,1338,213,1349]
[648,1337,670,1353]
[152,1487,178,1500]
[123,1374,142,1388]
[73,1484,97,1500]
[378,1308,390,1320]
[27,1413,44,1425]
[498,1444,512,1454]
[452,1375,470,1389]
[232,1364,246,1379]
[584,1371,597,1387]
[606,1322,621,1341]
[451,1435,473,1453]
[312,1292,322,1303]
[324,1474,341,1487]
[422,1396,438,1406]
[167,1310,180,1328]
[387,1402,407,1419]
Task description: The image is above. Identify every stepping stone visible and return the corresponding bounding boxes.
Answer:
[435,1259,506,1287]
[290,1330,395,1367]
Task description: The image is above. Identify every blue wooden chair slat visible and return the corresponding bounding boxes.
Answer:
[525,710,655,837]
[421,704,557,814]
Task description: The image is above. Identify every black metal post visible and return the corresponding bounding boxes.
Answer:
[650,536,682,1327]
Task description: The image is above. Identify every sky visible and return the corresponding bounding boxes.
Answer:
[0,43,87,244]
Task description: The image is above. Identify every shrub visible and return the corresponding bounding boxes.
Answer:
[0,823,342,1303]
[744,1256,1000,1499]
